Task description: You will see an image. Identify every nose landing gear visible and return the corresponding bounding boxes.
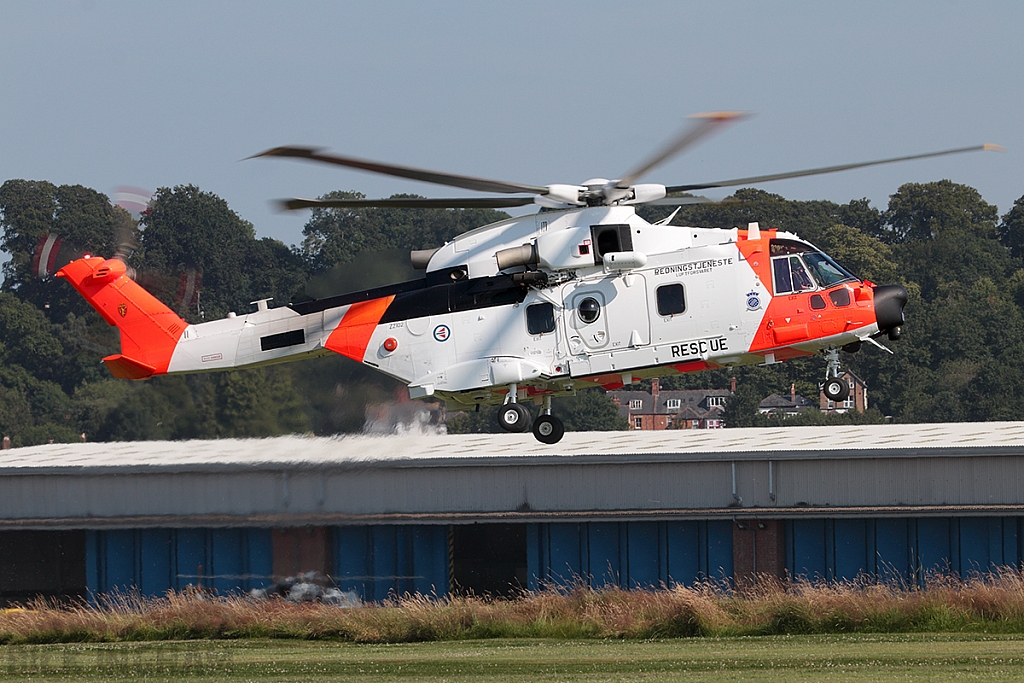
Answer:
[533,394,565,444]
[821,347,850,402]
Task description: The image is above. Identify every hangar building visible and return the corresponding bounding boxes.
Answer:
[2,423,1024,604]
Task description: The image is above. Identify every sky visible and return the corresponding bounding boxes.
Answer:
[1,1,1021,249]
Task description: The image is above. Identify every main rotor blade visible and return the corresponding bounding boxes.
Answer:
[252,147,548,196]
[640,196,716,206]
[277,196,538,211]
[666,144,1004,193]
[616,112,750,190]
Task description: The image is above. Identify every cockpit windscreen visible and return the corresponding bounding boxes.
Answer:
[770,239,857,294]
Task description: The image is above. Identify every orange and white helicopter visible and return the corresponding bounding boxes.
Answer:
[58,113,999,443]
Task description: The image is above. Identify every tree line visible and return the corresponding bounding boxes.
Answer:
[1,176,1022,445]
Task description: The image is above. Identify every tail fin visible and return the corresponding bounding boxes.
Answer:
[58,256,187,379]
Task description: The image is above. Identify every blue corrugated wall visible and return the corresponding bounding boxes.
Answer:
[83,517,1024,599]
[334,525,449,602]
[86,528,273,596]
[526,520,734,589]
[786,517,1024,584]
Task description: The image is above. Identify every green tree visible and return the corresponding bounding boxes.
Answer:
[885,180,998,243]
[0,385,33,439]
[0,292,63,379]
[0,180,134,319]
[300,193,509,275]
[643,189,876,247]
[212,368,310,438]
[998,195,1024,259]
[141,185,305,320]
[815,224,898,284]
[721,381,766,428]
[445,404,502,434]
[552,388,628,431]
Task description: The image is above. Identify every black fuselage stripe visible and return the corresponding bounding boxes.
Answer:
[287,274,528,324]
[287,279,428,316]
[379,275,527,323]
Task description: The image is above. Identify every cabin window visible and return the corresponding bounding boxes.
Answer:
[829,288,852,307]
[260,329,305,351]
[656,284,686,316]
[577,297,601,324]
[810,294,827,310]
[526,302,556,335]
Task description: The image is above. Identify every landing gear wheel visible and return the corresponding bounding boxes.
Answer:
[498,403,531,433]
[532,414,565,444]
[823,377,850,402]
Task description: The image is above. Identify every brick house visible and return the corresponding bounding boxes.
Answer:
[609,378,731,430]
[819,371,868,413]
[758,384,816,417]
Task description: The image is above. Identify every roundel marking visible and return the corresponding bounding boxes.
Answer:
[433,324,451,342]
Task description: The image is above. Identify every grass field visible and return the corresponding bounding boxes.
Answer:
[8,574,1024,644]
[2,634,1024,682]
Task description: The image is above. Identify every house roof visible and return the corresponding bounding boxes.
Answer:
[6,423,1024,527]
[841,370,867,387]
[759,393,815,410]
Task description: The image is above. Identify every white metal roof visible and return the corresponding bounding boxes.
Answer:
[3,421,1024,473]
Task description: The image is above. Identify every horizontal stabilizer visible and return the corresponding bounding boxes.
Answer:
[102,354,157,380]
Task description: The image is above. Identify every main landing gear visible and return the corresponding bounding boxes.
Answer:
[821,347,850,402]
[497,384,565,444]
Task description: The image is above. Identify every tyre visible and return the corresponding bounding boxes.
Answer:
[498,403,531,433]
[532,414,565,444]
[823,377,850,402]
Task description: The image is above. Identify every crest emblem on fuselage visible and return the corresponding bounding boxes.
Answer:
[746,291,761,311]
[117,303,128,317]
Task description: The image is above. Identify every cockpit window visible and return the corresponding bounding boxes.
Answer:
[802,251,857,288]
[789,256,814,291]
[773,258,793,294]
[770,238,857,294]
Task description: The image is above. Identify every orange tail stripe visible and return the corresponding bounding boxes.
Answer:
[324,296,395,361]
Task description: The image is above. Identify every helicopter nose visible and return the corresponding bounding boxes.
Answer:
[873,284,908,333]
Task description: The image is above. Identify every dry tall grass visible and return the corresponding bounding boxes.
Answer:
[4,571,1024,644]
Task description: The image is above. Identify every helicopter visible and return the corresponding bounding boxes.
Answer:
[57,112,999,443]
